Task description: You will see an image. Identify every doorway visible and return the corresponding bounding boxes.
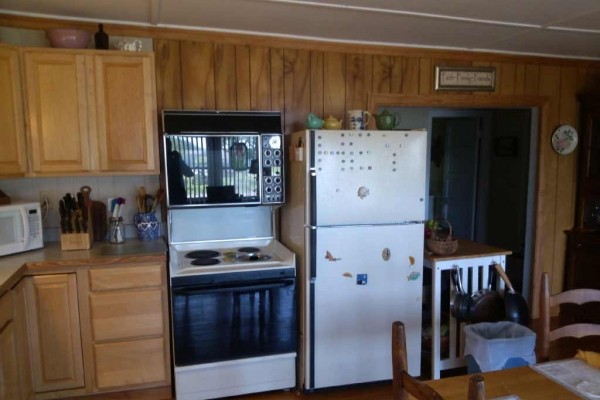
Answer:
[428,110,492,242]
[385,106,537,299]
[427,109,534,296]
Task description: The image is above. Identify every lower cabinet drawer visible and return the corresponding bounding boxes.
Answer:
[94,338,167,390]
[89,264,163,291]
[90,289,164,341]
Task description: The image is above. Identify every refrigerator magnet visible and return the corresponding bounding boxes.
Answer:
[407,271,421,281]
[382,248,391,261]
[325,250,341,261]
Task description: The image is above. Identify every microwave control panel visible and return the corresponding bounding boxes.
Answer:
[262,134,284,204]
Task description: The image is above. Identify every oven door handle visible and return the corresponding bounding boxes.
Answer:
[173,279,294,296]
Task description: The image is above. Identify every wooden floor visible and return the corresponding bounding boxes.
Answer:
[76,383,395,400]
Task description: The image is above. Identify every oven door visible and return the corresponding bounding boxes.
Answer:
[171,268,297,367]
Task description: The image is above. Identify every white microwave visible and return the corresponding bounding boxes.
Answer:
[0,202,44,257]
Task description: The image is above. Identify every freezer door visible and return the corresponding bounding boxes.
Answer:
[310,224,423,389]
[310,130,427,226]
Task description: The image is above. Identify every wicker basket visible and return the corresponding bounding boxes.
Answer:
[426,219,458,255]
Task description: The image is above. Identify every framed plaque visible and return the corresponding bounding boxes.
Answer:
[435,66,496,91]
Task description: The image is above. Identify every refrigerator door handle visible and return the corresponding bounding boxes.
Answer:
[310,227,317,279]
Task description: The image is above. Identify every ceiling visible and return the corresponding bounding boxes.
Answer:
[1,0,600,60]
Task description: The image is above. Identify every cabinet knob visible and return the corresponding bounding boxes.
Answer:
[577,243,582,248]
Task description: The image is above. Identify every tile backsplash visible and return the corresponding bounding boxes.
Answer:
[1,175,162,242]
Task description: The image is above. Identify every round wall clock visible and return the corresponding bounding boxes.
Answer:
[551,124,578,155]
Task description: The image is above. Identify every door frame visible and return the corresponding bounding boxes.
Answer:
[368,93,549,317]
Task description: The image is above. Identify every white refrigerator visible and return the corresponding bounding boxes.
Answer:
[281,129,428,390]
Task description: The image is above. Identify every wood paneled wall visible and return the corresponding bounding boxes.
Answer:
[2,14,600,314]
[153,36,599,310]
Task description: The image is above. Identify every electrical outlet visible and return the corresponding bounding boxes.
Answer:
[39,190,53,207]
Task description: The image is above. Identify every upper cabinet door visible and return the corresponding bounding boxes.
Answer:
[0,44,27,177]
[22,50,94,174]
[94,53,158,173]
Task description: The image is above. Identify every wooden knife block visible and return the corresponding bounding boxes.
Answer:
[60,230,93,251]
[60,204,93,251]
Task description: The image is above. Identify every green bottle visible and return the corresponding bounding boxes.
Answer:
[95,24,109,49]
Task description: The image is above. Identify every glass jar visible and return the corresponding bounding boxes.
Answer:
[108,217,125,244]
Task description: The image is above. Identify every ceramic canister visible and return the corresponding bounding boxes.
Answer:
[134,212,159,241]
[347,110,371,130]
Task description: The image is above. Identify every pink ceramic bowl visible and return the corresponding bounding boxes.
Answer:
[46,29,91,49]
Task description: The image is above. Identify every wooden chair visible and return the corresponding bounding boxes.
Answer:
[392,321,486,400]
[538,272,600,362]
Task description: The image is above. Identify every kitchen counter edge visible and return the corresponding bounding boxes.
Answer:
[0,239,168,296]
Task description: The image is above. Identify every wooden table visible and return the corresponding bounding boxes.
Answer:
[423,240,512,378]
[425,366,582,399]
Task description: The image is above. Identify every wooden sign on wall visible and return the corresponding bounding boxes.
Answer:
[435,66,496,91]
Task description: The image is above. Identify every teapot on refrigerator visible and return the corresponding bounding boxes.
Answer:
[306,113,324,129]
[374,109,399,130]
[323,115,343,130]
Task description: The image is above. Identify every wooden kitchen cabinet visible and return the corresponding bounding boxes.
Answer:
[565,94,600,290]
[0,320,19,400]
[23,273,85,393]
[0,281,33,400]
[86,263,170,391]
[0,43,27,177]
[22,50,94,174]
[0,244,169,399]
[11,279,33,400]
[21,47,159,176]
[94,53,159,173]
[0,291,19,400]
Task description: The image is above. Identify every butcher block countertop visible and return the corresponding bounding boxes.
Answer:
[425,239,512,262]
[0,239,167,296]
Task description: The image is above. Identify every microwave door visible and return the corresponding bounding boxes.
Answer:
[0,208,25,246]
[0,203,43,256]
[165,134,261,207]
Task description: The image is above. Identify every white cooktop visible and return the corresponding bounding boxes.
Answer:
[169,238,295,277]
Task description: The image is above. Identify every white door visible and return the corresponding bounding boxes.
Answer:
[310,224,423,389]
[311,130,427,226]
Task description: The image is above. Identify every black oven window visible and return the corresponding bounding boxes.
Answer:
[171,275,297,366]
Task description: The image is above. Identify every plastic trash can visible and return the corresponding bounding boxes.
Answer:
[463,321,537,373]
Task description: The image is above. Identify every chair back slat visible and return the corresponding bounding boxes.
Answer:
[538,273,600,362]
[549,323,600,341]
[550,288,600,306]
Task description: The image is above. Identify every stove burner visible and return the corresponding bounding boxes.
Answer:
[237,247,261,253]
[190,258,221,266]
[237,254,272,262]
[186,250,221,259]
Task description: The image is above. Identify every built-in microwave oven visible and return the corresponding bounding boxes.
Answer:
[162,110,285,208]
[0,202,43,257]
